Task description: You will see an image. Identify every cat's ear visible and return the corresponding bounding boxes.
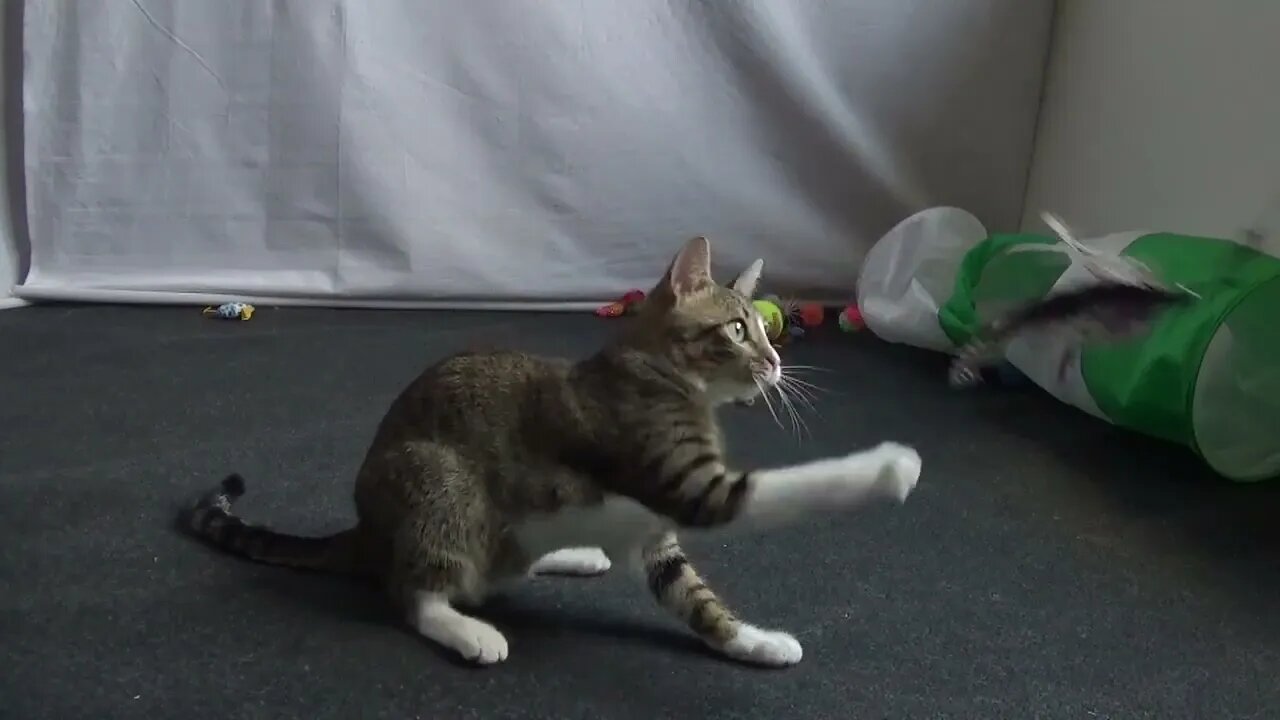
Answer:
[728,258,763,297]
[664,236,713,299]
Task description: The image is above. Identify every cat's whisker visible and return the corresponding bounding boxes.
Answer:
[780,382,818,414]
[776,384,811,442]
[754,377,785,432]
[782,374,827,392]
[773,366,834,379]
[783,381,814,430]
[779,373,820,397]
[777,375,825,407]
[774,371,821,442]
[761,377,792,434]
[775,386,799,439]
[789,398,809,441]
[771,378,812,442]
[778,373,829,394]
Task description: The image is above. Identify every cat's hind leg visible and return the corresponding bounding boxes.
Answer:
[529,547,612,576]
[642,532,802,667]
[395,538,510,665]
[385,442,510,665]
[410,590,509,665]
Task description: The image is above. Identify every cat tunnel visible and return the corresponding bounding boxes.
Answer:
[856,207,1280,482]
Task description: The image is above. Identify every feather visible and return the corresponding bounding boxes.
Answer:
[947,213,1200,388]
[1040,212,1200,298]
[948,283,1192,388]
[1041,212,1159,287]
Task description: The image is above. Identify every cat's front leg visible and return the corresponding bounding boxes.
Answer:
[740,441,921,527]
[642,532,802,667]
[643,440,921,535]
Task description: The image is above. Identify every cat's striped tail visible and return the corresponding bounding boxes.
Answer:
[179,474,362,575]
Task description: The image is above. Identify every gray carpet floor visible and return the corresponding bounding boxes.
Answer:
[2,305,1279,720]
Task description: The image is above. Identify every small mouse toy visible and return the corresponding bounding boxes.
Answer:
[202,302,255,321]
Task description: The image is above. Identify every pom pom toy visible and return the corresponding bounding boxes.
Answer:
[595,289,646,318]
[753,296,825,344]
[837,304,864,332]
[753,298,787,341]
[202,302,255,321]
[796,303,824,328]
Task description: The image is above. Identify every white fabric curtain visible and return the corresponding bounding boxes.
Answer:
[15,0,1053,307]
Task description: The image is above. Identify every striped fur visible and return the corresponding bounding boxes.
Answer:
[645,534,740,645]
[179,236,921,667]
[643,532,803,663]
[633,419,750,528]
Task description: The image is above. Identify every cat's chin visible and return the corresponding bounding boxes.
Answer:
[712,391,757,408]
[724,385,770,408]
[706,379,770,407]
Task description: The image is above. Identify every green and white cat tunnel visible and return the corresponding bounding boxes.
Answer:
[857,207,1280,482]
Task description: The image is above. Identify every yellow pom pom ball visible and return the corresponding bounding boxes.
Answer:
[753,299,785,340]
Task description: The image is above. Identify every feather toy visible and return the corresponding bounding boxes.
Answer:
[948,213,1197,388]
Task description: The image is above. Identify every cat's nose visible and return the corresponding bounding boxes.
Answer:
[765,348,782,373]
[758,356,782,384]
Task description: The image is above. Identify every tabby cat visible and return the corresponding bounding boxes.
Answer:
[181,236,922,667]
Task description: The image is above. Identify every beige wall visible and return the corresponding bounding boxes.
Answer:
[1022,0,1280,247]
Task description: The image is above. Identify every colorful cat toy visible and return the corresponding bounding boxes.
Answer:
[202,302,255,321]
[753,295,824,345]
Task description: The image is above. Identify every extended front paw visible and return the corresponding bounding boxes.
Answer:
[871,442,921,502]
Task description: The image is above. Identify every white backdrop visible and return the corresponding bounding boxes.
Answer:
[15,0,1052,307]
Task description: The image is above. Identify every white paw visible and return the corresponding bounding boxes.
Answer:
[717,624,804,667]
[529,547,612,576]
[871,442,922,502]
[451,616,510,665]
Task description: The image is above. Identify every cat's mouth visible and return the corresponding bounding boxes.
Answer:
[736,374,777,406]
[714,372,776,408]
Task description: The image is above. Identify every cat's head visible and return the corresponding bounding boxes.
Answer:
[629,236,780,405]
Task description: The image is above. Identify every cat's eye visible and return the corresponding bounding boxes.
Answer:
[726,319,747,343]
